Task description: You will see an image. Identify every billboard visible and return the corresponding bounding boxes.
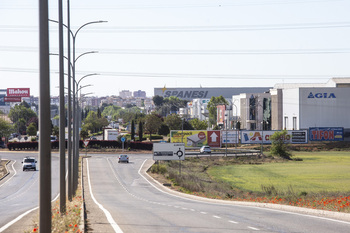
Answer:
[153,143,185,161]
[309,127,344,141]
[241,130,308,144]
[222,130,239,144]
[217,105,226,125]
[170,130,221,148]
[7,88,30,97]
[4,96,22,102]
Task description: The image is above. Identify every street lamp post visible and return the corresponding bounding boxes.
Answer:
[39,0,51,231]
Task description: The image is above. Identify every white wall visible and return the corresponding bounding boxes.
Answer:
[282,89,300,130]
[299,88,350,129]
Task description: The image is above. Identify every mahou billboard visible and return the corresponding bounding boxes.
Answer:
[7,88,30,97]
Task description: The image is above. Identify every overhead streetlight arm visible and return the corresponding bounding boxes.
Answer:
[48,19,74,38]
[75,51,98,63]
[77,73,99,86]
[75,20,108,37]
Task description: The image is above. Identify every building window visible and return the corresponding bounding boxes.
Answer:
[284,116,288,130]
[293,117,297,130]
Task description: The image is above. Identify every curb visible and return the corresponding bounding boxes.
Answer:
[80,156,85,232]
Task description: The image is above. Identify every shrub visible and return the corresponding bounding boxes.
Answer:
[270,130,292,159]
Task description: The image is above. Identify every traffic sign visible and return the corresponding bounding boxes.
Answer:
[121,137,126,142]
[153,143,185,161]
[83,141,89,147]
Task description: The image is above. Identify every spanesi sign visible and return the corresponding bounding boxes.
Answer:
[7,88,30,97]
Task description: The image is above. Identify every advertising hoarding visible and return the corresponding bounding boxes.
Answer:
[309,127,344,141]
[7,88,30,97]
[4,96,22,102]
[170,130,221,148]
[241,130,308,144]
[153,143,185,161]
[222,130,239,144]
[217,105,226,125]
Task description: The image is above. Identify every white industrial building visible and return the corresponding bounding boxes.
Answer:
[278,79,350,131]
[159,78,350,139]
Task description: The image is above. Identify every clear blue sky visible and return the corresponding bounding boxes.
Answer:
[1,0,350,97]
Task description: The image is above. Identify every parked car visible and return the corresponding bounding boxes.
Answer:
[90,136,97,140]
[22,157,37,171]
[118,154,129,163]
[200,146,211,154]
[0,141,5,148]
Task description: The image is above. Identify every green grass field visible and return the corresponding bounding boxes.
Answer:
[208,152,350,194]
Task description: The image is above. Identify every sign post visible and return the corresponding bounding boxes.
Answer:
[121,137,126,151]
[83,141,89,157]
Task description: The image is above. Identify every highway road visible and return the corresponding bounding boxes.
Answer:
[0,151,60,231]
[86,153,350,233]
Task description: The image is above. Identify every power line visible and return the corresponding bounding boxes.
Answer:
[0,67,343,79]
[2,46,350,55]
[2,21,350,33]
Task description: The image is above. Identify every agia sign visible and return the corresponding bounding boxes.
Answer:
[7,88,30,97]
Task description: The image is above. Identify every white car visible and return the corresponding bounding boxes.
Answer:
[22,157,37,171]
[200,146,211,154]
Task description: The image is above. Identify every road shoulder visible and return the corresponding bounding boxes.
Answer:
[83,157,116,233]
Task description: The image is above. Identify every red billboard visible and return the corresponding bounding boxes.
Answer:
[7,88,30,97]
[217,105,226,125]
[4,97,22,102]
[207,130,221,147]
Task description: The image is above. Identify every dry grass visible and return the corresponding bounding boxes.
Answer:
[149,154,350,213]
[0,160,9,179]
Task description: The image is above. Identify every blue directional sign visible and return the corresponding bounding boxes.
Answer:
[121,137,126,142]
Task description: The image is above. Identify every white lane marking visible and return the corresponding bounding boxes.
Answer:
[200,212,207,214]
[0,160,17,188]
[248,226,260,231]
[229,220,238,224]
[213,215,221,219]
[139,160,350,226]
[0,167,62,232]
[86,159,123,233]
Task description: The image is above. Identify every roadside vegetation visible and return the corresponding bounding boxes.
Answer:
[149,151,350,213]
[25,160,83,233]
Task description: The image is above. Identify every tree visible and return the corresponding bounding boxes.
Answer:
[80,128,89,140]
[0,118,13,138]
[158,123,170,136]
[83,111,109,133]
[52,126,59,138]
[207,96,229,127]
[131,120,135,141]
[164,114,182,130]
[144,113,162,141]
[138,121,143,141]
[189,118,208,130]
[153,95,164,107]
[270,130,292,160]
[27,123,37,136]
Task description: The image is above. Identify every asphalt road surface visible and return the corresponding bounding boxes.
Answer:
[0,151,60,231]
[85,153,350,233]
